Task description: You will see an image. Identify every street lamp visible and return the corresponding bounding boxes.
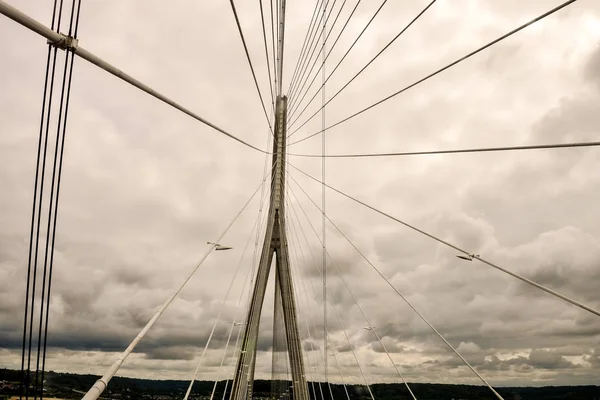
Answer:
[207,241,233,251]
[456,253,479,261]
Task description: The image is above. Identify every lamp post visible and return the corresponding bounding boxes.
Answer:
[207,241,234,251]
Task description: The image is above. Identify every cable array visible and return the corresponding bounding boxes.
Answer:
[184,206,262,400]
[259,0,276,111]
[285,224,331,396]
[286,0,362,121]
[81,172,272,400]
[290,193,417,398]
[286,192,375,399]
[287,172,503,399]
[229,0,274,135]
[287,0,327,99]
[288,0,338,106]
[287,0,436,135]
[287,0,389,133]
[286,214,345,400]
[289,163,600,318]
[220,165,278,400]
[288,0,578,146]
[20,0,82,398]
[287,0,348,113]
[1,0,597,396]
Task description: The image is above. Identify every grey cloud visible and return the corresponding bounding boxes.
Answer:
[584,43,600,87]
[302,339,319,352]
[369,336,405,354]
[143,346,196,361]
[334,342,352,354]
[528,349,579,370]
[583,348,600,368]
[477,349,579,372]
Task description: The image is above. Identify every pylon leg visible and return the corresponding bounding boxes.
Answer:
[271,268,288,399]
[276,217,309,400]
[230,208,276,400]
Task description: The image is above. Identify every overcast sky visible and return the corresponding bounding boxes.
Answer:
[1,0,600,390]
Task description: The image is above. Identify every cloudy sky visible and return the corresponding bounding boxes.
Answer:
[1,0,600,390]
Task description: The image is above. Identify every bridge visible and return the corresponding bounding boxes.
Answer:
[1,0,600,399]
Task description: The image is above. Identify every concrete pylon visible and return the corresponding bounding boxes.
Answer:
[230,95,309,400]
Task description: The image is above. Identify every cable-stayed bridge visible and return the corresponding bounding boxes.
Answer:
[1,0,600,399]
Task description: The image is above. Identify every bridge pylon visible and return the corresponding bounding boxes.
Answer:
[230,95,309,400]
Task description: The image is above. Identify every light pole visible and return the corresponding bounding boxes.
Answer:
[207,241,234,251]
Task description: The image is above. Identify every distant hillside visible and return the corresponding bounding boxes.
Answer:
[1,368,599,399]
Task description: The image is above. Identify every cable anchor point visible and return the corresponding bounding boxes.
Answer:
[47,33,78,51]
